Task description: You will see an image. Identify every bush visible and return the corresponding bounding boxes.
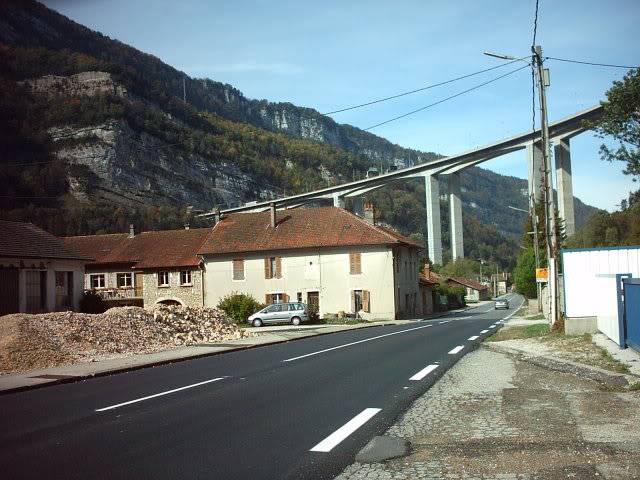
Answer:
[436,282,466,308]
[217,293,264,324]
[514,246,537,298]
[79,290,106,313]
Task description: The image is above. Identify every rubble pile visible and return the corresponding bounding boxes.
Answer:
[0,306,247,374]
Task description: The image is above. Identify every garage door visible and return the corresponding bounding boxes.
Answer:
[0,268,19,315]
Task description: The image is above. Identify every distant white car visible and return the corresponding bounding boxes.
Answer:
[494,299,510,310]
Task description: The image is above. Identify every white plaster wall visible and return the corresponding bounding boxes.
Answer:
[563,247,640,345]
[203,245,400,320]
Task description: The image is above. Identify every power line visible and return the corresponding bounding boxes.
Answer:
[363,63,530,131]
[545,56,639,70]
[323,57,529,116]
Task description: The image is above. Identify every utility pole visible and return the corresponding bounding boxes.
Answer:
[532,45,558,324]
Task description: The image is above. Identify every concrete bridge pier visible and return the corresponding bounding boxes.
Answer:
[527,141,545,202]
[423,173,443,265]
[332,192,345,209]
[554,137,575,236]
[351,197,365,217]
[448,173,464,260]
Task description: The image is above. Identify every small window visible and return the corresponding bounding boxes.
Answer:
[90,274,105,289]
[233,259,245,280]
[180,270,192,286]
[349,252,362,274]
[158,271,170,287]
[264,256,282,279]
[353,290,363,312]
[272,292,284,303]
[297,292,302,303]
[117,272,132,288]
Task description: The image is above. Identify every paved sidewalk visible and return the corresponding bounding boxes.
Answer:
[336,347,640,480]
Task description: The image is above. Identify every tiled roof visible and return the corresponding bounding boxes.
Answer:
[420,271,442,286]
[449,276,489,291]
[63,228,211,269]
[198,207,423,255]
[0,220,89,260]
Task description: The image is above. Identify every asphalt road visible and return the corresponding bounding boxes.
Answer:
[0,293,523,480]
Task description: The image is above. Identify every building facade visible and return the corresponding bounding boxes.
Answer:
[0,220,88,315]
[199,206,424,320]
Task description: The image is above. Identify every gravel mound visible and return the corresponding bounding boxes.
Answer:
[0,305,247,374]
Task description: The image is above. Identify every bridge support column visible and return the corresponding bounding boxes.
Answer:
[554,138,575,237]
[351,197,365,217]
[527,141,545,202]
[332,193,345,209]
[423,173,443,265]
[448,173,464,260]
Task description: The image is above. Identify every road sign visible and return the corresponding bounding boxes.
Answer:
[536,268,548,283]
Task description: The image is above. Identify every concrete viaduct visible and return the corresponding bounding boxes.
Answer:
[200,104,603,265]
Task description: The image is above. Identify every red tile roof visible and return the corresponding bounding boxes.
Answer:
[63,228,211,269]
[449,276,489,291]
[198,207,423,255]
[0,220,89,260]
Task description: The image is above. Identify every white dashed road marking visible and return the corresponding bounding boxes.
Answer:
[95,377,226,412]
[468,336,479,341]
[448,346,464,355]
[409,364,439,381]
[310,408,381,452]
[480,329,489,333]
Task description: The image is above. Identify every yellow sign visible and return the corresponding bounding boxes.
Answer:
[536,268,549,283]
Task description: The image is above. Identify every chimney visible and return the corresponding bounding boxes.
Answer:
[424,262,431,278]
[213,208,221,225]
[270,202,276,228]
[363,202,375,225]
[129,224,135,238]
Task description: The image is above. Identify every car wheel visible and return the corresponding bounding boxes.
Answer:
[252,318,263,327]
[291,316,301,326]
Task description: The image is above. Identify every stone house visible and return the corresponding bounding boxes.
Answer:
[447,276,490,303]
[0,220,88,315]
[63,226,209,308]
[198,206,425,320]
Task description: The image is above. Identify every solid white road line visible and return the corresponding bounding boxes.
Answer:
[95,377,226,412]
[448,345,464,355]
[468,335,479,341]
[480,329,489,334]
[283,324,433,362]
[310,408,381,452]
[409,364,439,381]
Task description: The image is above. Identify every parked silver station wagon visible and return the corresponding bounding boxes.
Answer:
[248,302,308,327]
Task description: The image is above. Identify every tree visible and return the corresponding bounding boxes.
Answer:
[513,246,537,299]
[592,68,640,181]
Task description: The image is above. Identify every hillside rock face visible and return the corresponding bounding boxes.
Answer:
[24,71,127,97]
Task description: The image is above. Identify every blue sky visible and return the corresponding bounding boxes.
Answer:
[44,0,639,211]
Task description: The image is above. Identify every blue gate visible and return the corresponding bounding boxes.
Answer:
[622,278,640,351]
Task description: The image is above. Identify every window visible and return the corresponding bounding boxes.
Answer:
[352,290,370,313]
[297,292,303,303]
[265,292,287,304]
[349,252,362,274]
[233,259,245,280]
[117,272,132,288]
[180,270,192,286]
[264,256,282,279]
[90,274,105,289]
[157,271,169,287]
[353,290,363,312]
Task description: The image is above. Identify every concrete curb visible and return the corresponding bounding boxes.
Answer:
[484,342,634,386]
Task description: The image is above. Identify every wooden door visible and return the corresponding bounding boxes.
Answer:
[307,291,319,314]
[0,268,19,315]
[134,272,144,297]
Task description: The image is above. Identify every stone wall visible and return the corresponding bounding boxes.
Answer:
[142,269,203,308]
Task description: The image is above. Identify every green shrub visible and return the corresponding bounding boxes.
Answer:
[217,292,264,324]
[436,282,466,308]
[514,246,537,298]
[79,290,106,313]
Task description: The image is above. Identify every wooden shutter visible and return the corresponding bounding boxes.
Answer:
[349,252,361,274]
[275,257,282,278]
[284,293,290,302]
[264,258,271,279]
[363,290,370,313]
[233,259,244,280]
[265,293,272,304]
[351,290,356,313]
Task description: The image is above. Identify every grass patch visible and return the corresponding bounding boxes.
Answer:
[486,323,550,342]
[629,382,640,391]
[526,313,546,320]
